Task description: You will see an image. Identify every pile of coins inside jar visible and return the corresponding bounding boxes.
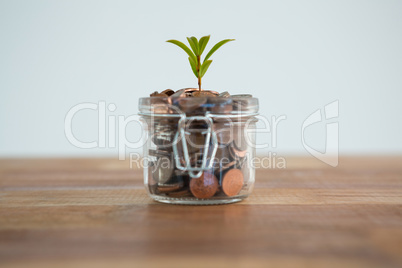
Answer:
[146,88,255,200]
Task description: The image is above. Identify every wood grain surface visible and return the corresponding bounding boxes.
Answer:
[1,157,402,268]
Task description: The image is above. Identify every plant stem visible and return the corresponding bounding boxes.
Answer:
[197,55,201,91]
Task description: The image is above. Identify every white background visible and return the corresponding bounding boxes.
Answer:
[1,0,401,157]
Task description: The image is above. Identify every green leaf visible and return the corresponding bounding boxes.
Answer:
[203,39,235,63]
[198,35,210,56]
[188,57,198,78]
[200,60,212,78]
[166,39,197,64]
[187,36,199,56]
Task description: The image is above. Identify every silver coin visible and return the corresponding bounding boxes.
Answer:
[152,155,174,184]
[148,149,171,158]
[169,88,187,98]
[151,130,175,148]
[219,91,231,98]
[231,94,252,98]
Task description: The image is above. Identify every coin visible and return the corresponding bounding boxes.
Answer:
[148,149,171,157]
[190,172,218,199]
[232,125,248,151]
[213,123,233,145]
[151,130,175,149]
[150,93,169,97]
[222,160,236,170]
[229,143,247,159]
[231,94,252,98]
[165,188,193,197]
[222,168,244,196]
[213,146,231,162]
[187,131,206,150]
[169,88,186,98]
[150,97,171,113]
[157,182,184,193]
[172,169,190,184]
[152,155,174,184]
[184,88,199,93]
[214,158,236,185]
[231,95,252,111]
[178,97,206,113]
[219,91,231,98]
[211,103,233,114]
[192,90,219,97]
[161,89,175,96]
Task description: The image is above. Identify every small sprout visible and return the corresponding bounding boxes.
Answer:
[167,35,235,91]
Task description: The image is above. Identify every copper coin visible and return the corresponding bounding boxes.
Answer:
[222,160,236,170]
[184,88,199,93]
[230,143,247,159]
[166,188,193,197]
[150,93,169,97]
[222,168,244,197]
[187,130,206,149]
[214,147,231,162]
[190,172,218,199]
[158,182,183,193]
[232,125,248,151]
[214,158,236,183]
[161,89,175,96]
[178,97,206,113]
[213,123,233,145]
[192,90,219,97]
[150,98,170,113]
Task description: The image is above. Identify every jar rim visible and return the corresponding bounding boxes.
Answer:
[138,96,259,116]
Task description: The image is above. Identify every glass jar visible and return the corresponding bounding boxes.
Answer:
[139,90,259,205]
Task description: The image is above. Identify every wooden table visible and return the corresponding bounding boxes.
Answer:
[1,157,402,268]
